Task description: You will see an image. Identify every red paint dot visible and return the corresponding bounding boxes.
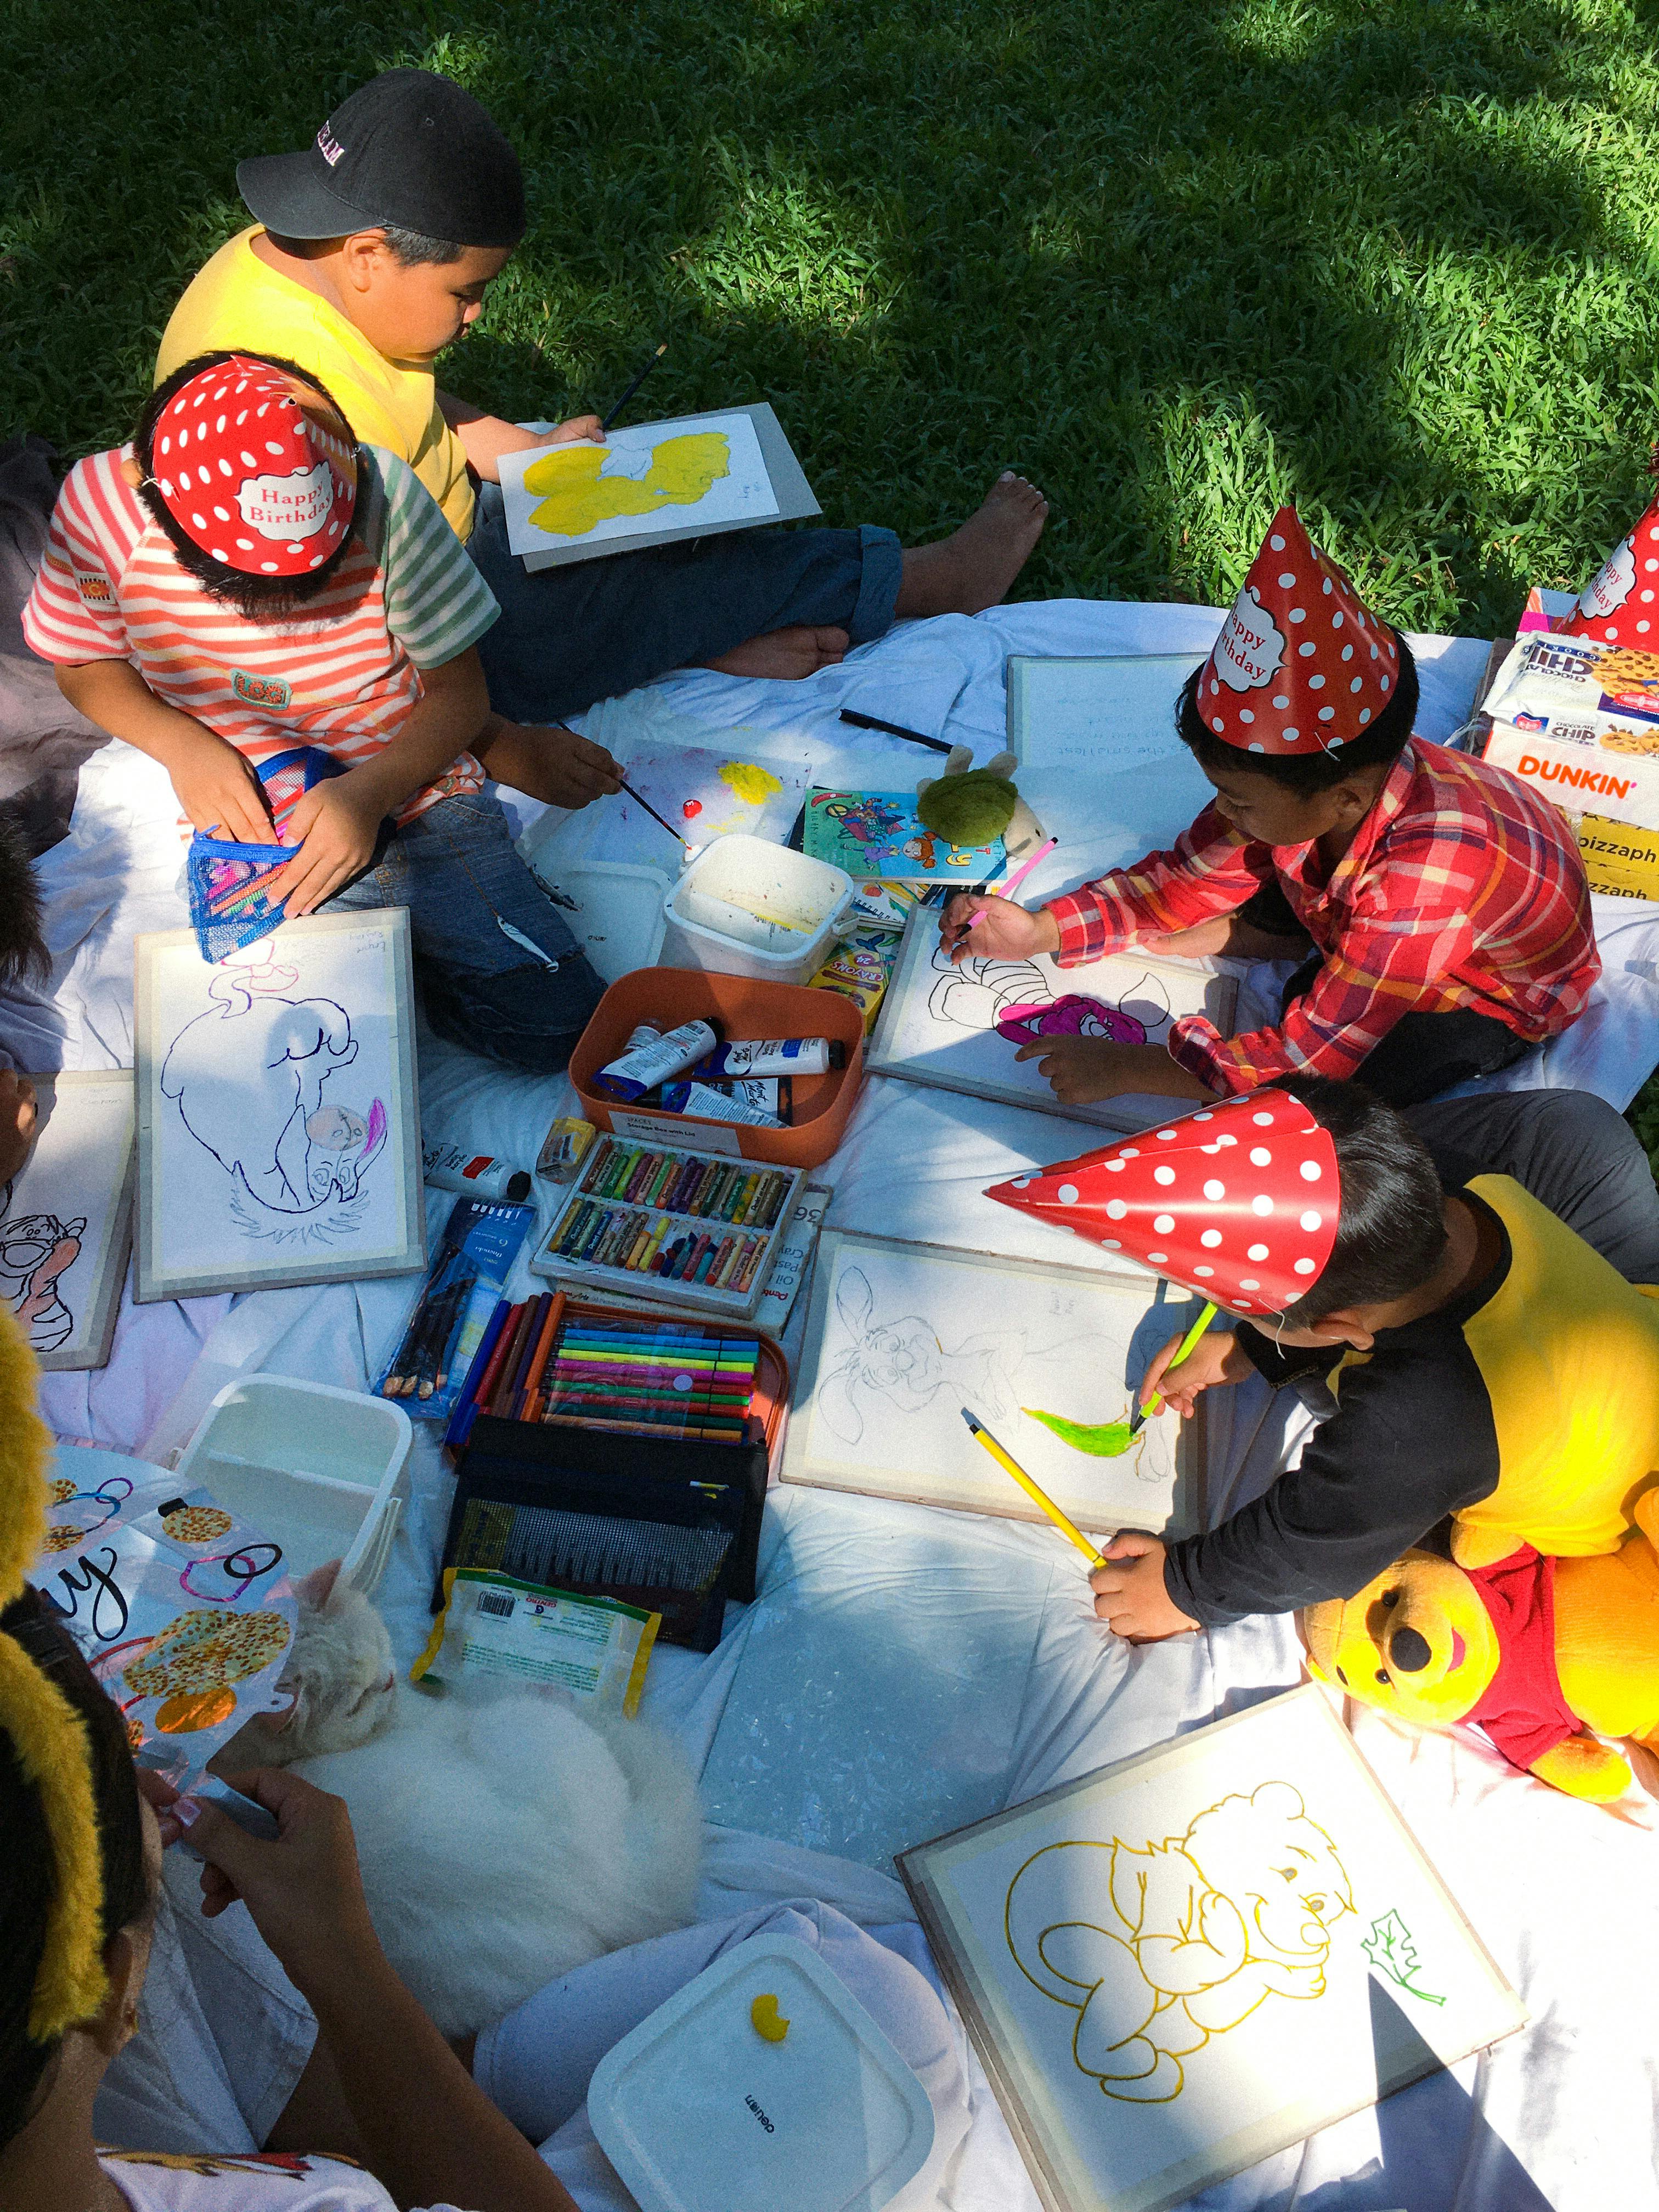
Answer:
[682,800,702,820]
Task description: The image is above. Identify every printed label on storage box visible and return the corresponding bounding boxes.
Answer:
[610,1108,743,1155]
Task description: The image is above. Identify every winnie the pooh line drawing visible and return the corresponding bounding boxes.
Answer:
[1004,1782,1353,2103]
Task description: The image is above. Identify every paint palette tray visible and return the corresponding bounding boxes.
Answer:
[531,1134,805,1321]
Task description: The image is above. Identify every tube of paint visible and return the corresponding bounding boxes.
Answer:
[659,1076,791,1124]
[594,1016,723,1102]
[688,1036,845,1080]
[422,1143,533,1204]
[658,1080,785,1129]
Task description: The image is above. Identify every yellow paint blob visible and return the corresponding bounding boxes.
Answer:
[718,759,785,807]
[524,433,732,540]
[750,1991,790,2042]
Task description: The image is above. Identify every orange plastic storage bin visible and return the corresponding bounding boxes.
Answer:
[568,967,864,1170]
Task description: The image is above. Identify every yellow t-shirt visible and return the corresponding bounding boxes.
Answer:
[155,227,476,540]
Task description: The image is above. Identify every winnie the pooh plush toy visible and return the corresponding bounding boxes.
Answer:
[1302,1489,1659,1802]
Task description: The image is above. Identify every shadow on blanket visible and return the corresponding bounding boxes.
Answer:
[1299,1979,1551,2212]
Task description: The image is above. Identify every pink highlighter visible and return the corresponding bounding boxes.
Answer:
[966,836,1057,929]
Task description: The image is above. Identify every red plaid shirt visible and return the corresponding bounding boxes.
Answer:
[1043,740,1600,1092]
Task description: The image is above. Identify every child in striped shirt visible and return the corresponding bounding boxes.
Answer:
[22,350,604,1073]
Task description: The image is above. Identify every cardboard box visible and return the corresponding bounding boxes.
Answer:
[1575,812,1659,902]
[1482,718,1659,830]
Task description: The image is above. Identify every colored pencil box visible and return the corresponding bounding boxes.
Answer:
[437,1415,770,1651]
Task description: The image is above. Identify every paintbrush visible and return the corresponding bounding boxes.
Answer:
[618,778,691,851]
[601,341,669,432]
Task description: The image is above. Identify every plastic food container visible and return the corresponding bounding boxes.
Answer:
[172,1376,413,1593]
[662,836,856,987]
[587,1934,936,2212]
[568,968,866,1169]
[526,854,670,985]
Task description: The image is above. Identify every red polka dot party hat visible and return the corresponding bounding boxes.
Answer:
[985,1089,1339,1315]
[1198,505,1401,756]
[148,356,358,579]
[1559,489,1659,651]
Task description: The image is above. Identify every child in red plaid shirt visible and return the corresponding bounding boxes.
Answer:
[942,508,1599,1110]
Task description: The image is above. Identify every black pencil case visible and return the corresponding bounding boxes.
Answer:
[437,1416,769,1652]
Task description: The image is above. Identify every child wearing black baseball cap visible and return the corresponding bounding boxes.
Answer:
[158,69,1048,802]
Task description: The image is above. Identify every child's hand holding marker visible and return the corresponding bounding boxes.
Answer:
[1088,1535,1199,1642]
[939,891,1060,964]
[1137,1325,1251,1418]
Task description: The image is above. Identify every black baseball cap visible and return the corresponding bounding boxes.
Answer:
[237,69,526,249]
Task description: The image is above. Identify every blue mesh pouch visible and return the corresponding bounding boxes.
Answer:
[184,747,347,961]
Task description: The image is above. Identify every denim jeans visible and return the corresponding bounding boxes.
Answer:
[325,791,605,1074]
[467,484,903,723]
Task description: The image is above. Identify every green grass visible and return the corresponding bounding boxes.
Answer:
[9,0,1659,630]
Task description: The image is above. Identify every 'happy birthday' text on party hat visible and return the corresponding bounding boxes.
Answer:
[986,1090,1340,1314]
[1199,506,1400,757]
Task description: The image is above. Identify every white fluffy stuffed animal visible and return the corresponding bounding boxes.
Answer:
[216,1563,703,2035]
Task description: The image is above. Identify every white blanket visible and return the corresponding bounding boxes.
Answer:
[20,602,1659,2212]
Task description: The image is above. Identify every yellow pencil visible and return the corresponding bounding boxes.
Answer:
[961,1408,1105,1570]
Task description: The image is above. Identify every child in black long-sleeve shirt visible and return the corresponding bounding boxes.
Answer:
[989,1079,1659,1638]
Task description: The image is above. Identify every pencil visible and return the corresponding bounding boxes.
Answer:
[837,708,954,755]
[960,1408,1105,1569]
[600,339,668,432]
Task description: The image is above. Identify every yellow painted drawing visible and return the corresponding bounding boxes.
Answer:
[1004,1782,1353,2103]
[523,432,732,540]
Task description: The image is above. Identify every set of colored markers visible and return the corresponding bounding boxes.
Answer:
[444,1288,759,1449]
[532,1138,802,1317]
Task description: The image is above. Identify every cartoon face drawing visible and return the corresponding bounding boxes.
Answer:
[995,995,1150,1047]
[0,1207,86,1353]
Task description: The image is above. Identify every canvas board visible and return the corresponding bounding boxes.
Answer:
[133,910,425,1302]
[899,1685,1527,2212]
[866,911,1238,1133]
[781,1230,1205,1537]
[2,1071,134,1370]
[1005,653,1205,775]
[501,403,820,570]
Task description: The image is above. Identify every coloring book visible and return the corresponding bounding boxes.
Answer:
[803,788,1008,884]
[900,1686,1526,2212]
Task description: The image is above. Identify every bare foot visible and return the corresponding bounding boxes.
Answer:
[894,472,1049,619]
[702,624,850,681]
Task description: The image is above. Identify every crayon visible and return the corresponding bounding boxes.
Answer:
[693,1241,720,1284]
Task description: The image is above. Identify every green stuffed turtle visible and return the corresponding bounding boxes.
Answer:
[916,748,1046,858]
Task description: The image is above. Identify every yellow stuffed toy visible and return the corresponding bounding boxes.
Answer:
[1302,1488,1659,1803]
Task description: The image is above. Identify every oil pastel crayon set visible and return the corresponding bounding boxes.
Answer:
[531,1136,804,1318]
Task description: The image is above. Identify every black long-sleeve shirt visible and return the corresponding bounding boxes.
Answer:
[1161,1089,1659,1626]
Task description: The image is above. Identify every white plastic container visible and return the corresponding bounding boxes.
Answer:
[587,1934,936,2212]
[172,1377,413,1594]
[661,836,855,986]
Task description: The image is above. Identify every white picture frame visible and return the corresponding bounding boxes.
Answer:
[133,909,425,1302]
[3,1070,134,1370]
[781,1230,1205,1538]
[899,1686,1527,2212]
[866,912,1238,1133]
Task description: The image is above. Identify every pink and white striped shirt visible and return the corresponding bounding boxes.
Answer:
[22,443,498,825]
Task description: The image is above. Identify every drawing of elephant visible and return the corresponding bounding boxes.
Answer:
[161,974,362,1215]
[1003,1784,1353,2103]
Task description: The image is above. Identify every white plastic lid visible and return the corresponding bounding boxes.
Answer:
[586,1934,935,2212]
